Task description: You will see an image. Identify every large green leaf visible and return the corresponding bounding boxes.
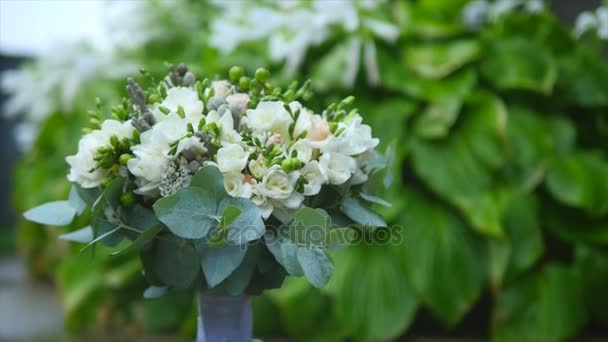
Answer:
[410,92,508,237]
[575,245,608,322]
[413,97,462,139]
[405,39,480,79]
[377,47,477,102]
[546,152,608,217]
[556,49,608,107]
[504,106,567,192]
[328,244,418,341]
[492,264,587,341]
[398,190,484,325]
[489,194,543,290]
[481,38,557,94]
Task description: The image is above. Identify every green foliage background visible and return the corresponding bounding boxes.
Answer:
[9,0,608,340]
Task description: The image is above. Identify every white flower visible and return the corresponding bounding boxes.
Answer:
[157,86,204,121]
[128,130,170,195]
[251,187,274,219]
[327,115,379,156]
[217,144,249,173]
[152,113,189,147]
[319,152,357,185]
[300,161,328,196]
[206,109,242,146]
[259,165,295,200]
[66,120,134,188]
[248,158,268,180]
[176,136,207,156]
[290,139,313,163]
[308,115,331,143]
[223,172,253,199]
[244,101,291,135]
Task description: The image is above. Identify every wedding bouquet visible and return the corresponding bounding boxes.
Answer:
[24,64,388,296]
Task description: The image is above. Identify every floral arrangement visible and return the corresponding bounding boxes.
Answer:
[23,64,387,293]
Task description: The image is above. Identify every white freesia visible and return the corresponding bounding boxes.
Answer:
[206,109,242,146]
[128,130,170,195]
[319,152,357,185]
[330,115,379,156]
[300,161,328,196]
[66,120,134,188]
[244,101,291,135]
[157,87,204,121]
[290,139,313,163]
[176,136,207,155]
[217,144,249,173]
[223,172,253,199]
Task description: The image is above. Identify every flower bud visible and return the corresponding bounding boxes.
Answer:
[120,192,136,207]
[255,68,270,83]
[239,76,250,91]
[119,153,133,166]
[229,66,244,82]
[281,159,292,171]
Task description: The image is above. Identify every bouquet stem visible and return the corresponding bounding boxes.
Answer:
[197,292,253,342]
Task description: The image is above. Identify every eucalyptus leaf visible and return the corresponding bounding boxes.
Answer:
[189,165,228,200]
[153,187,219,239]
[143,286,168,299]
[199,242,248,287]
[340,196,386,228]
[24,201,77,226]
[265,232,304,276]
[59,226,93,244]
[219,197,265,244]
[288,206,330,246]
[68,185,88,215]
[297,246,334,288]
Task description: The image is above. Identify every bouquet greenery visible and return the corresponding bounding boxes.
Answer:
[23,65,387,297]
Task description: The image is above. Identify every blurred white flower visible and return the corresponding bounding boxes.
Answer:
[462,0,544,28]
[575,6,608,39]
[209,0,398,87]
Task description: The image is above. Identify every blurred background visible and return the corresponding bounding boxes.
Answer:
[2,0,608,341]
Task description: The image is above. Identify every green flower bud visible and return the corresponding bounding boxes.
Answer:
[120,192,136,207]
[110,135,119,147]
[290,158,302,170]
[119,153,133,166]
[255,68,270,83]
[239,76,250,91]
[281,159,292,171]
[148,93,162,104]
[229,66,244,82]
